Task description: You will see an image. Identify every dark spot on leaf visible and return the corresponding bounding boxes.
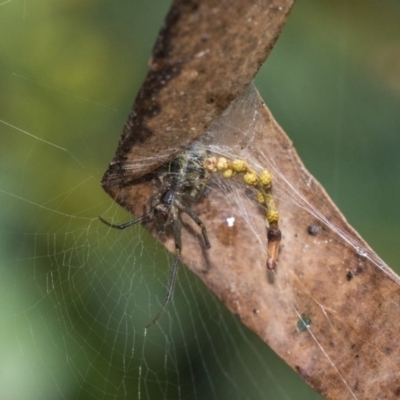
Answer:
[385,347,393,355]
[297,314,312,332]
[346,265,364,281]
[307,224,321,236]
[347,271,354,281]
[206,94,215,104]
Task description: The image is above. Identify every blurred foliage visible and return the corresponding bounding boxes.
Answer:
[1,0,399,399]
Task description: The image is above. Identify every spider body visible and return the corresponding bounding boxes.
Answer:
[151,147,211,244]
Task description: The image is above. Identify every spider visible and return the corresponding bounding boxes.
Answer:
[100,147,281,327]
[100,147,212,327]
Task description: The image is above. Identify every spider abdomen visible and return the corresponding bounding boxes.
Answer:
[166,147,210,204]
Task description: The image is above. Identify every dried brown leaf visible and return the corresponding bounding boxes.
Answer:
[101,0,400,399]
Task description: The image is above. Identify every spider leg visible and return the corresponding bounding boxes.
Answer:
[99,212,151,230]
[145,254,180,328]
[146,207,182,328]
[177,201,211,249]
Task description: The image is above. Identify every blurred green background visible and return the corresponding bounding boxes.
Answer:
[1,0,399,399]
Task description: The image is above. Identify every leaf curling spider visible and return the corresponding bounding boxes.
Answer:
[100,147,211,327]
